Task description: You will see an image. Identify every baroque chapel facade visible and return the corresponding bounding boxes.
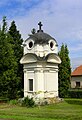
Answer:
[20,22,61,98]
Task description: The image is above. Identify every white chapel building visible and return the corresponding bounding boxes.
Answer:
[20,22,61,98]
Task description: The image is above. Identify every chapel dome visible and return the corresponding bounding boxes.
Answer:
[25,22,57,45]
[27,31,57,44]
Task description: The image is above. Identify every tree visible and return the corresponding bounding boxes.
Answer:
[0,17,19,99]
[2,16,7,33]
[8,21,23,96]
[58,44,71,98]
[8,21,23,60]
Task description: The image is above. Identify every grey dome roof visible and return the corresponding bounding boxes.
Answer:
[25,22,57,45]
[26,31,57,45]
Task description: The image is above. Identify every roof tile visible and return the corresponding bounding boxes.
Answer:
[71,65,82,76]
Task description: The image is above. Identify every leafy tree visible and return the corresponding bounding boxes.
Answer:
[58,44,71,98]
[0,17,19,99]
[8,21,23,96]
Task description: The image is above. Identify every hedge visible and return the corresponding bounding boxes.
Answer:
[68,89,82,98]
[65,98,82,105]
[0,97,9,103]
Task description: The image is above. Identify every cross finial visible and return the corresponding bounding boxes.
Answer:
[38,22,43,31]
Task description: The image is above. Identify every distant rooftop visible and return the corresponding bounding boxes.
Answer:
[71,65,82,76]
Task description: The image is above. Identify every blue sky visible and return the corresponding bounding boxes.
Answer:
[0,0,82,69]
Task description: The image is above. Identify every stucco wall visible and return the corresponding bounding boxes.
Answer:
[71,76,82,88]
[44,71,58,97]
[24,63,58,98]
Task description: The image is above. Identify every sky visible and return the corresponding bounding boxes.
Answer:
[0,0,82,70]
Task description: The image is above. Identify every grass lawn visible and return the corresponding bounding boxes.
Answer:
[0,99,82,120]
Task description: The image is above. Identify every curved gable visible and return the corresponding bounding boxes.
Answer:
[46,53,61,64]
[20,53,38,64]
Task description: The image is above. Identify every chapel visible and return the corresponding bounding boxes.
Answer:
[20,22,61,98]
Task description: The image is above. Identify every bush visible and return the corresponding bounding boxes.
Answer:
[0,97,9,103]
[22,96,35,107]
[65,99,82,105]
[68,89,82,98]
[9,99,18,105]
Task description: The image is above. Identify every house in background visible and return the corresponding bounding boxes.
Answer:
[71,65,82,89]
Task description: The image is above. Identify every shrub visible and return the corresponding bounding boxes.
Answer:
[9,99,18,105]
[22,96,35,107]
[68,89,82,98]
[0,97,9,103]
[65,99,82,105]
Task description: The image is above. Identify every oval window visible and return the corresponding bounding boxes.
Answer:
[49,40,56,50]
[50,42,54,49]
[29,41,33,48]
[27,39,34,49]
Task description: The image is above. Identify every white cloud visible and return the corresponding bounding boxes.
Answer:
[4,0,82,62]
[1,0,82,69]
[13,0,82,36]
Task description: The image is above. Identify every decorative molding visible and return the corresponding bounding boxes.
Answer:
[34,70,41,73]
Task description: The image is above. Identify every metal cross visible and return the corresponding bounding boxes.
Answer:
[38,22,43,31]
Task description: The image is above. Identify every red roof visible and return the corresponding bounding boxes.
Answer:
[71,65,82,76]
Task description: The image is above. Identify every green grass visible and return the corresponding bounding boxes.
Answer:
[0,99,82,120]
